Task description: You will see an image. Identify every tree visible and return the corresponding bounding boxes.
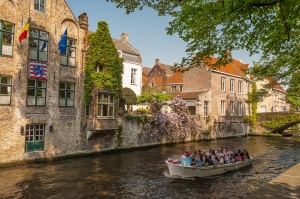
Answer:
[106,0,300,84]
[85,21,123,104]
[286,70,300,111]
[137,92,173,104]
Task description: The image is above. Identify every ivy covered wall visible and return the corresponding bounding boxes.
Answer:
[84,21,124,104]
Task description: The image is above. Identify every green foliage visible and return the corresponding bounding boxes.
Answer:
[134,108,150,115]
[107,0,300,85]
[137,92,173,104]
[123,87,137,105]
[261,113,300,129]
[84,21,123,104]
[286,70,300,111]
[246,83,258,129]
[124,114,153,123]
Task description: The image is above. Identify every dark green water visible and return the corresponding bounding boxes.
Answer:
[0,136,299,199]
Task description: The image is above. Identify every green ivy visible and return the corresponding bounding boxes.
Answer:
[246,82,258,130]
[84,21,123,104]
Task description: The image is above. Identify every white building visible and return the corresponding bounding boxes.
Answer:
[113,33,142,96]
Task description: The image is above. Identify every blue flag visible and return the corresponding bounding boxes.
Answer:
[58,28,67,54]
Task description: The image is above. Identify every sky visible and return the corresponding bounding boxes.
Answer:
[66,0,260,68]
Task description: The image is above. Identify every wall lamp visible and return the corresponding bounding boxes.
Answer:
[20,126,25,135]
[49,124,54,132]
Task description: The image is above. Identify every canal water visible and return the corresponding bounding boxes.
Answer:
[0,136,299,199]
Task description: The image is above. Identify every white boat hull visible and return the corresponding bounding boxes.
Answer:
[166,157,253,178]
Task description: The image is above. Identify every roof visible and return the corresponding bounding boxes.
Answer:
[142,67,152,76]
[204,57,248,78]
[166,71,183,84]
[268,78,285,92]
[158,63,174,76]
[112,38,142,64]
[171,90,210,100]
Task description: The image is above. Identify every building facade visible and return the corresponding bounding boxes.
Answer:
[256,78,287,113]
[0,0,88,163]
[113,33,142,96]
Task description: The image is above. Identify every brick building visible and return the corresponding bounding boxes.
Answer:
[0,0,88,163]
[183,57,250,122]
[142,58,183,93]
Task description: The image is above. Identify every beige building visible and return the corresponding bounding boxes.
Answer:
[0,0,89,163]
[256,78,287,113]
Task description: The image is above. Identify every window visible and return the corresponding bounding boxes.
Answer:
[0,21,14,56]
[85,104,91,117]
[34,0,45,12]
[238,102,243,116]
[180,86,183,92]
[131,68,137,84]
[27,79,46,106]
[221,77,225,92]
[25,124,45,152]
[60,38,76,67]
[97,93,115,117]
[230,79,234,93]
[0,75,12,105]
[59,82,75,107]
[221,100,225,116]
[204,101,208,117]
[29,29,48,62]
[172,86,176,92]
[230,101,234,116]
[238,81,242,94]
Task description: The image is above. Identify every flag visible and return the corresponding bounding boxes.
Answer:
[58,28,67,54]
[19,22,30,44]
[39,41,47,51]
[29,61,47,80]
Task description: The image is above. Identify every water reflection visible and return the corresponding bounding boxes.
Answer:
[0,136,299,199]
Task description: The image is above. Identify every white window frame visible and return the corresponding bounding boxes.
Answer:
[204,101,208,117]
[131,68,137,84]
[34,0,45,12]
[230,101,234,116]
[238,102,243,116]
[230,79,234,93]
[221,77,225,92]
[238,80,242,94]
[221,100,225,116]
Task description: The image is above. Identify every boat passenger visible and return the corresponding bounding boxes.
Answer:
[230,155,236,163]
[180,152,192,166]
[224,154,230,164]
[236,153,243,162]
[218,154,224,165]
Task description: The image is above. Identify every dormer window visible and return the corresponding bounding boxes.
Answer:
[34,0,45,12]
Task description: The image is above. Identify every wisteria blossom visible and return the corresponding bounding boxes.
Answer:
[153,95,196,139]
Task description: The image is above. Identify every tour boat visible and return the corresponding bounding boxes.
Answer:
[165,157,253,178]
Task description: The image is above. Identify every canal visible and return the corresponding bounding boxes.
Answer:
[0,136,299,199]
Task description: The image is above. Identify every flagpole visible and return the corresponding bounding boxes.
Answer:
[26,0,31,82]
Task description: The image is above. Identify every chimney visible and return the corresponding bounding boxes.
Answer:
[78,13,89,46]
[120,33,128,43]
[155,59,160,65]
